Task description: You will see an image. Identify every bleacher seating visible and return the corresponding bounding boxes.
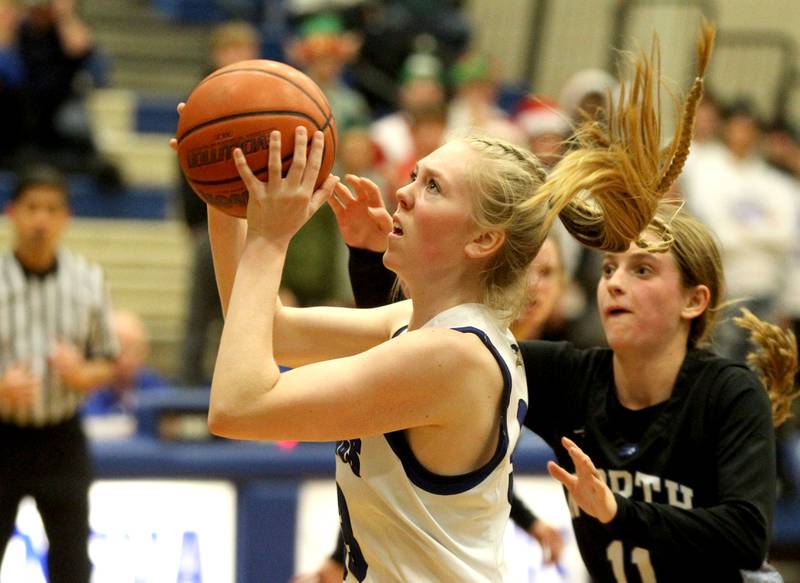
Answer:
[0,170,171,220]
[151,0,229,23]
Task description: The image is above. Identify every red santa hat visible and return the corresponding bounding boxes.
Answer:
[514,95,570,138]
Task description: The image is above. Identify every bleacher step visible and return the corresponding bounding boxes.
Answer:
[83,0,210,96]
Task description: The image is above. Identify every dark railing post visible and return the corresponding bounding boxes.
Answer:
[523,0,551,91]
[607,0,719,75]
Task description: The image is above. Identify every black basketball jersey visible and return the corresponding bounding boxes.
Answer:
[521,341,776,583]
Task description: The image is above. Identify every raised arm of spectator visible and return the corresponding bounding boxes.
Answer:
[52,0,93,58]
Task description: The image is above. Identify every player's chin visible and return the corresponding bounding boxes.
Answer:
[381,245,403,270]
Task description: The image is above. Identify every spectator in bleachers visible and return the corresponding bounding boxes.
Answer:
[514,94,570,171]
[511,234,570,344]
[280,11,371,305]
[385,102,447,202]
[176,19,260,386]
[763,120,800,339]
[513,93,590,331]
[445,51,526,146]
[286,12,370,132]
[370,39,447,178]
[287,0,470,115]
[0,0,120,189]
[82,309,168,419]
[0,0,24,164]
[682,90,726,193]
[559,67,618,128]
[681,99,798,363]
[763,117,800,180]
[0,163,118,582]
[692,90,724,149]
[337,122,385,197]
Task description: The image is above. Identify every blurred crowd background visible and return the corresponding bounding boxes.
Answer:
[0,0,799,576]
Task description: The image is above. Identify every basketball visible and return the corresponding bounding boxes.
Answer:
[175,59,338,218]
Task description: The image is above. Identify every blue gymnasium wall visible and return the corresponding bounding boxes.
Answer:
[90,432,556,582]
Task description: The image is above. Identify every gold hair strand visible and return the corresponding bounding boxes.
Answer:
[733,308,800,427]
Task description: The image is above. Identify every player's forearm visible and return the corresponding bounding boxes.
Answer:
[56,18,92,57]
[509,492,537,531]
[209,237,284,434]
[605,495,768,569]
[348,246,396,308]
[208,206,247,317]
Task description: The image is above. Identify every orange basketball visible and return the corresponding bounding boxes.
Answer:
[175,59,338,218]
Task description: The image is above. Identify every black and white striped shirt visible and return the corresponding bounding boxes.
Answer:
[0,248,118,426]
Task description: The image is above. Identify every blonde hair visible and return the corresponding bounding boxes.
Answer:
[460,22,716,324]
[462,136,549,323]
[528,21,716,255]
[733,309,800,428]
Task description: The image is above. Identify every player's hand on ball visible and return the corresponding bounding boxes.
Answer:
[330,175,392,253]
[547,436,618,523]
[234,126,339,245]
[168,102,186,153]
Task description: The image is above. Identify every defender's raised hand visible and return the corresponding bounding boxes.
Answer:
[547,436,618,523]
[329,174,392,253]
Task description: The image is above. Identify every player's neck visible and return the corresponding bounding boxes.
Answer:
[405,272,483,331]
[611,341,687,409]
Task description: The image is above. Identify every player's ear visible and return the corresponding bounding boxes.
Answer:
[465,230,504,260]
[681,284,710,320]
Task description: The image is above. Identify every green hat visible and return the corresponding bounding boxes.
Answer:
[298,13,344,39]
[449,53,492,87]
[400,52,444,85]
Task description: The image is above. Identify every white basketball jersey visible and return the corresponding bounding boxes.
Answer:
[335,303,528,582]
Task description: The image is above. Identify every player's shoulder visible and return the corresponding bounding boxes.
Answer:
[387,303,521,381]
[520,340,613,374]
[400,325,489,366]
[683,347,764,402]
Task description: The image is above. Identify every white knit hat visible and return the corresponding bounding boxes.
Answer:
[558,69,619,120]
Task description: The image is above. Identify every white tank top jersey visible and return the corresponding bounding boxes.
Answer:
[335,303,529,582]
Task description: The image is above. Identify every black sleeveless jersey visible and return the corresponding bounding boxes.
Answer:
[521,341,776,583]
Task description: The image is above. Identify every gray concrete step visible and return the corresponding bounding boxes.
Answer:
[83,0,210,95]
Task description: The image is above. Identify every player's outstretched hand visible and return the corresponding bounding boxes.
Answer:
[529,518,566,564]
[330,174,391,253]
[547,436,617,523]
[233,126,338,246]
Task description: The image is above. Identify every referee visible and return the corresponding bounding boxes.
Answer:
[0,165,118,582]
